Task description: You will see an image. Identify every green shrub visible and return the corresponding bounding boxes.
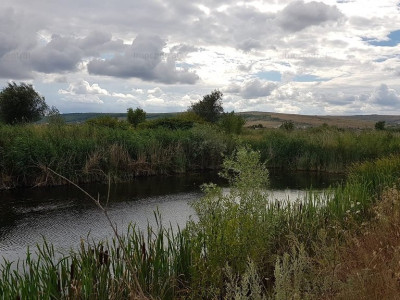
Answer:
[138,117,194,130]
[219,111,245,134]
[280,120,295,131]
[86,116,129,130]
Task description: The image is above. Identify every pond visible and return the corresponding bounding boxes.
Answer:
[0,171,344,262]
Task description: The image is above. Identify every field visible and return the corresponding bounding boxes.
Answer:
[239,111,400,129]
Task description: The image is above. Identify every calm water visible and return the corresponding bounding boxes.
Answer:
[0,171,344,262]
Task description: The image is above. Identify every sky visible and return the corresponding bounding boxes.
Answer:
[0,0,399,115]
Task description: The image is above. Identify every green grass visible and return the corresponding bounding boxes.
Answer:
[244,126,400,172]
[2,123,400,189]
[0,123,230,189]
[2,147,400,299]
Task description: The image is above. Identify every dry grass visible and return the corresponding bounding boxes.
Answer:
[240,111,376,129]
[319,186,400,300]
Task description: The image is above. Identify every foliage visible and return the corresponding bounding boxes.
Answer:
[175,111,206,124]
[280,120,295,131]
[138,117,194,130]
[47,106,65,126]
[0,123,230,188]
[0,82,48,124]
[86,115,129,129]
[189,90,224,123]
[375,120,386,130]
[244,128,400,172]
[219,111,245,134]
[127,107,146,128]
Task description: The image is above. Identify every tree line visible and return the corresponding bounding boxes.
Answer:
[0,82,245,134]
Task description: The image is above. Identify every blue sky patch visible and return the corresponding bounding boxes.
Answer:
[293,74,330,82]
[374,57,388,63]
[256,71,282,82]
[363,29,400,47]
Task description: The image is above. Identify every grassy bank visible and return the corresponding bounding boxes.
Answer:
[2,148,400,299]
[244,126,400,172]
[2,122,400,189]
[0,123,232,189]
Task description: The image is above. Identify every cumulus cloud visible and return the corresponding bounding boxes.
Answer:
[225,79,277,99]
[59,80,109,96]
[277,1,343,32]
[369,84,400,107]
[29,35,83,73]
[148,87,163,97]
[87,35,199,84]
[1,0,400,114]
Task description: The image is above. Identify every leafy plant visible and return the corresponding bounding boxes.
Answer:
[219,111,246,134]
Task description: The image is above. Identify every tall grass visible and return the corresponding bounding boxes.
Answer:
[244,127,400,172]
[2,123,400,189]
[0,123,229,189]
[2,147,400,298]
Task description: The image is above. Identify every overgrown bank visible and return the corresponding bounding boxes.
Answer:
[245,126,400,172]
[2,123,400,189]
[0,123,233,189]
[2,148,400,299]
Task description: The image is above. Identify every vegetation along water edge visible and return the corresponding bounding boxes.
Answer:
[2,147,400,298]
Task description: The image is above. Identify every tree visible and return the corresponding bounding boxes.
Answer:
[127,107,146,128]
[0,82,48,124]
[375,121,385,130]
[189,90,224,123]
[47,106,65,126]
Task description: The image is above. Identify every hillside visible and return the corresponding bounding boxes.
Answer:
[42,111,400,129]
[239,112,400,129]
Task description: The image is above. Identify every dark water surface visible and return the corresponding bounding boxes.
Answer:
[0,171,344,262]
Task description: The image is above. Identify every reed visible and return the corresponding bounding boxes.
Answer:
[0,123,229,189]
[2,146,400,299]
[244,127,400,172]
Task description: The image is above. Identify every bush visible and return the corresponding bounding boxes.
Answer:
[138,117,194,130]
[375,121,386,130]
[280,120,295,131]
[86,116,129,130]
[219,111,245,134]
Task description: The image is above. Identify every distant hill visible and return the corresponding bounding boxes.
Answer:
[238,112,400,129]
[40,111,400,129]
[40,112,179,124]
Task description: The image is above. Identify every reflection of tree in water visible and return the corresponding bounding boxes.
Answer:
[268,170,345,190]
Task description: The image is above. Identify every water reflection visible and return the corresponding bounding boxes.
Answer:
[0,171,344,262]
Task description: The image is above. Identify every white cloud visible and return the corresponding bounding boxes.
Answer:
[61,94,104,104]
[369,84,400,107]
[1,0,400,114]
[277,1,343,32]
[59,80,109,96]
[148,87,163,97]
[87,35,199,84]
[225,79,277,99]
